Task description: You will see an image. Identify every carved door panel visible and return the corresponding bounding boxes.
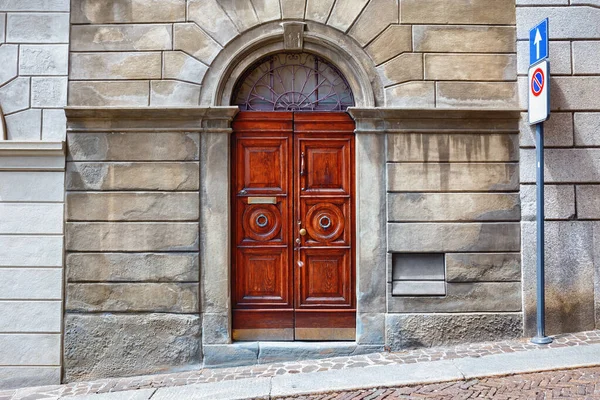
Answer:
[232,112,355,341]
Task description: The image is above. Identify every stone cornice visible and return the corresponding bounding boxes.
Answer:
[0,141,66,171]
[65,107,240,132]
[348,108,521,134]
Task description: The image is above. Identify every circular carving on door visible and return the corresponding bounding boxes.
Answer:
[243,205,281,241]
[305,203,344,243]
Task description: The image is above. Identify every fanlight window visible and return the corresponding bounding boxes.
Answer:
[232,52,355,111]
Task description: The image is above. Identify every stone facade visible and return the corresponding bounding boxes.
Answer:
[0,0,599,391]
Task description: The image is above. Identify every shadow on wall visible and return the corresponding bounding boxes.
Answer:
[0,105,5,140]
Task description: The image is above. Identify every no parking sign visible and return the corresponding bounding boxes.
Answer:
[528,60,549,125]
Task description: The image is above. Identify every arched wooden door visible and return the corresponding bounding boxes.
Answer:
[231,111,356,341]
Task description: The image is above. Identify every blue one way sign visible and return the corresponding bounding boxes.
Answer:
[530,18,549,66]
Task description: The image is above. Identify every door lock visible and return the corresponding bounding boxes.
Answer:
[299,228,307,236]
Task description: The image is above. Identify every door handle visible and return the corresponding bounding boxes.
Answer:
[300,152,305,176]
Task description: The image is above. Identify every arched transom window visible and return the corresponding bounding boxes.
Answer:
[232,52,355,111]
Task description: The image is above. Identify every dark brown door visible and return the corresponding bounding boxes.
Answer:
[232,111,355,341]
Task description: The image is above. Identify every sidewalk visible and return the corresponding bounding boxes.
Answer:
[2,330,600,400]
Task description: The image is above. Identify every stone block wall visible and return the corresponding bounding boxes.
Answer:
[379,110,524,349]
[517,2,600,335]
[67,0,517,109]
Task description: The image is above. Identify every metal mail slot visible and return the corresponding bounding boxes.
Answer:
[248,197,277,204]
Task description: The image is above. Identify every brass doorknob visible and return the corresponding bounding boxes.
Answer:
[299,228,307,236]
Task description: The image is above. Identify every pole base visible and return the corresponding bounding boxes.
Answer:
[531,336,553,345]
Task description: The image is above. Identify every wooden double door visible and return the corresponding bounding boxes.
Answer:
[231,112,356,341]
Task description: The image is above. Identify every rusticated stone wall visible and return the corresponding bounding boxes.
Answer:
[68,0,517,109]
[516,2,600,336]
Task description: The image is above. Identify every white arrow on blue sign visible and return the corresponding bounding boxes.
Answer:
[530,18,549,66]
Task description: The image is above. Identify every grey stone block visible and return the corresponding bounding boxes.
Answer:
[202,313,230,344]
[402,0,514,24]
[0,268,62,297]
[520,149,600,183]
[388,163,518,192]
[516,6,600,40]
[385,313,522,351]
[252,0,281,23]
[66,162,199,191]
[5,109,41,141]
[437,82,518,109]
[425,54,516,81]
[519,112,573,147]
[64,313,201,382]
[280,0,305,19]
[42,109,66,141]
[0,171,64,202]
[66,192,199,221]
[414,26,515,53]
[66,283,199,313]
[348,0,398,47]
[70,52,162,80]
[258,342,380,364]
[202,342,258,367]
[0,367,60,390]
[173,23,222,64]
[163,51,208,85]
[217,0,259,31]
[0,334,60,365]
[150,81,201,107]
[328,0,369,32]
[71,0,185,24]
[66,222,199,252]
[305,0,334,23]
[365,25,412,65]
[187,0,239,45]
[68,81,149,107]
[356,312,385,345]
[0,77,30,114]
[517,40,571,75]
[576,185,600,219]
[0,45,18,86]
[551,77,600,111]
[6,13,69,43]
[388,193,520,222]
[0,301,61,332]
[388,133,519,162]
[31,77,67,107]
[67,253,198,283]
[67,131,199,161]
[0,238,63,267]
[377,53,423,86]
[0,0,69,11]
[385,82,435,108]
[446,253,521,282]
[520,184,575,221]
[388,282,522,313]
[521,221,595,336]
[70,25,173,52]
[574,112,600,146]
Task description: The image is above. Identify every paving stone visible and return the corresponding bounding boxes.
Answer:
[71,25,173,52]
[388,193,520,222]
[0,268,62,297]
[0,45,17,86]
[574,112,600,146]
[173,23,222,65]
[163,51,208,85]
[187,0,239,46]
[5,109,41,141]
[386,314,522,351]
[305,0,333,23]
[0,334,60,365]
[348,0,398,47]
[519,112,573,147]
[0,77,30,114]
[516,6,600,40]
[328,0,369,32]
[280,0,305,19]
[66,222,199,252]
[151,81,201,107]
[522,221,595,335]
[446,253,521,282]
[388,222,520,252]
[388,133,518,162]
[0,301,61,332]
[377,53,423,86]
[520,184,575,221]
[68,81,149,106]
[425,54,516,81]
[385,82,435,108]
[364,25,412,65]
[6,13,69,43]
[402,0,514,24]
[64,313,200,382]
[388,163,518,192]
[517,40,571,75]
[414,26,515,53]
[67,131,199,161]
[31,77,67,107]
[71,0,185,24]
[576,185,600,219]
[67,253,198,283]
[217,0,259,32]
[437,82,518,109]
[520,149,600,183]
[42,109,66,141]
[66,283,199,313]
[66,162,199,191]
[70,52,162,80]
[66,192,199,221]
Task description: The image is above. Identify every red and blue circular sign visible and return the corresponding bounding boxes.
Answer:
[531,67,544,97]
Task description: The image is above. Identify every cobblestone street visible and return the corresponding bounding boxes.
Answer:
[276,367,600,399]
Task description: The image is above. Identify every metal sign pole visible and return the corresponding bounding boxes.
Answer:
[531,122,552,345]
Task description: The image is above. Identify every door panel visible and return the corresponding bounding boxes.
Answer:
[232,111,355,341]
